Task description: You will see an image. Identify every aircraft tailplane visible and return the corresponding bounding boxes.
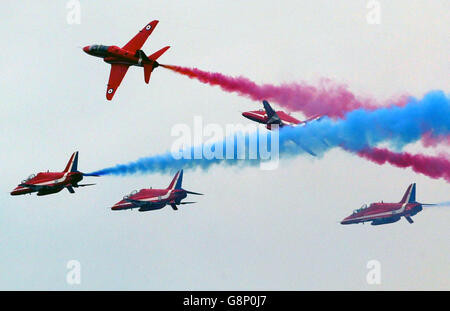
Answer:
[149,46,170,61]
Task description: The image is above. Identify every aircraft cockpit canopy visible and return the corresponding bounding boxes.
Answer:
[21,174,35,184]
[353,204,368,214]
[123,190,138,200]
[89,45,109,52]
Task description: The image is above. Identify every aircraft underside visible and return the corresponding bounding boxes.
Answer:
[138,203,165,212]
[37,186,65,196]
[370,216,401,226]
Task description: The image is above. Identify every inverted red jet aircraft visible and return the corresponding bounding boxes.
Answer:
[242,100,323,156]
[11,152,96,196]
[111,169,203,212]
[83,20,169,100]
[242,100,322,130]
[341,183,435,225]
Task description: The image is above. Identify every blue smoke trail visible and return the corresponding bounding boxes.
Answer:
[436,201,450,207]
[89,91,450,176]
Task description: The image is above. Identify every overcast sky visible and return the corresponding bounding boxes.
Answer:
[0,0,448,290]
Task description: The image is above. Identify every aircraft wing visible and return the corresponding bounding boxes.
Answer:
[297,114,323,127]
[106,64,130,100]
[304,114,323,123]
[122,20,159,53]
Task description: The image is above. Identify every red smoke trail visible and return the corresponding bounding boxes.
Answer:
[161,64,408,118]
[357,147,450,182]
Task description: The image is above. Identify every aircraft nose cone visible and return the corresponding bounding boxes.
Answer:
[111,201,124,211]
[242,112,254,120]
[10,186,23,196]
[82,46,90,53]
[340,217,351,225]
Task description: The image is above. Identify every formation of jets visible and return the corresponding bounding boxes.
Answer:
[10,20,443,224]
[11,150,437,223]
[10,151,202,212]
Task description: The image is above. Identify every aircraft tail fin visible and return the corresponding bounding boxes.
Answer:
[167,169,183,190]
[149,46,170,61]
[140,46,169,84]
[63,152,79,173]
[399,183,416,203]
[262,100,282,125]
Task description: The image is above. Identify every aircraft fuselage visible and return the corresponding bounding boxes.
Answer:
[341,202,423,225]
[111,188,187,211]
[242,110,300,129]
[11,171,83,196]
[83,45,158,68]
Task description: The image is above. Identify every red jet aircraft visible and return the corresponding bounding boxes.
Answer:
[242,100,322,130]
[341,183,435,225]
[243,100,323,156]
[83,20,170,100]
[11,152,96,196]
[111,169,202,212]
